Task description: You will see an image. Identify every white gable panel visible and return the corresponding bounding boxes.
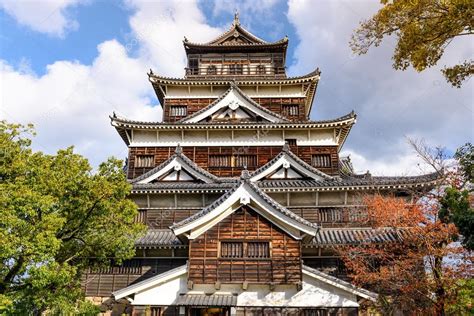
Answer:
[182,86,287,123]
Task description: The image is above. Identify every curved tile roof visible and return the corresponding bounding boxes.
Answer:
[129,146,225,184]
[169,177,318,232]
[135,229,183,248]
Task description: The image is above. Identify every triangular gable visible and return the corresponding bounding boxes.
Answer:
[170,172,318,239]
[207,13,268,45]
[113,265,187,301]
[130,146,220,184]
[251,144,335,182]
[302,265,377,302]
[179,84,289,124]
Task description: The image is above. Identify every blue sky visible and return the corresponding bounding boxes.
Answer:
[0,0,472,175]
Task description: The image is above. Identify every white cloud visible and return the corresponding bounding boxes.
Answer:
[125,0,222,77]
[0,40,159,164]
[287,0,473,175]
[0,0,86,37]
[0,0,225,166]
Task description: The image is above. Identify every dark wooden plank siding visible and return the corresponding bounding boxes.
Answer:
[188,206,302,285]
[127,145,339,179]
[81,259,186,298]
[163,97,308,122]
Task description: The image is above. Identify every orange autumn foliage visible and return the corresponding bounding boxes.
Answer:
[338,194,472,315]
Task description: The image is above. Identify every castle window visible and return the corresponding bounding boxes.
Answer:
[229,64,243,75]
[207,65,217,75]
[282,104,299,116]
[135,155,154,168]
[256,65,266,75]
[234,155,257,168]
[247,242,270,259]
[209,155,257,168]
[220,241,270,259]
[285,139,297,146]
[220,242,243,258]
[311,154,331,168]
[169,106,187,117]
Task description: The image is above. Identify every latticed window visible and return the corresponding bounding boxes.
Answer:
[229,63,243,75]
[207,65,217,75]
[282,104,299,116]
[135,155,154,168]
[209,155,231,167]
[220,241,271,259]
[220,242,243,258]
[150,307,160,316]
[234,155,257,167]
[303,310,328,316]
[247,242,270,259]
[256,65,266,75]
[169,106,187,117]
[311,154,331,168]
[209,155,257,168]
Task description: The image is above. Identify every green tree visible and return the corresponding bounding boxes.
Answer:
[439,143,474,250]
[351,0,474,87]
[0,121,144,314]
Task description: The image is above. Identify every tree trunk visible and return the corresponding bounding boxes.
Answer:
[433,255,446,316]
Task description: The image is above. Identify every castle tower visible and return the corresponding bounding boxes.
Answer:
[83,16,439,315]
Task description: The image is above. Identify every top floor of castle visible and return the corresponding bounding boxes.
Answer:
[183,13,289,79]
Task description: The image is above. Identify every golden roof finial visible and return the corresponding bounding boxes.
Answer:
[233,10,240,26]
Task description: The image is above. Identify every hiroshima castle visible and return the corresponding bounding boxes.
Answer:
[82,14,439,316]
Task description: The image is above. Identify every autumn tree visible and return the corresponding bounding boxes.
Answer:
[338,194,472,315]
[0,121,144,314]
[351,0,474,87]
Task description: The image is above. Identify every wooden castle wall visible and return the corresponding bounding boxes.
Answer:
[81,259,186,297]
[188,206,302,285]
[163,97,307,122]
[127,145,339,179]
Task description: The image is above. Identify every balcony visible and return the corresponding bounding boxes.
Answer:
[185,65,286,79]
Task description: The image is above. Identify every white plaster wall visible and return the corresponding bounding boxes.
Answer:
[132,275,359,308]
[133,275,188,306]
[289,192,316,206]
[133,130,157,143]
[183,131,207,142]
[165,85,305,98]
[318,192,345,206]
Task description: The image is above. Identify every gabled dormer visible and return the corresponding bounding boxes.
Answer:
[251,143,335,182]
[179,84,289,123]
[130,145,221,184]
[170,170,317,286]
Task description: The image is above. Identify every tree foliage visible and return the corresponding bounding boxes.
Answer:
[351,0,474,87]
[338,195,472,315]
[0,121,144,314]
[439,143,474,250]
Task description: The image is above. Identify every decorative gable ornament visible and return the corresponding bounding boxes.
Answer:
[179,84,289,124]
[170,171,318,240]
